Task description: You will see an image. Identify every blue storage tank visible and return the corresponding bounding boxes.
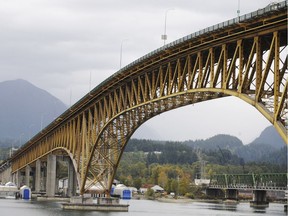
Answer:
[122,189,131,200]
[23,189,30,199]
[20,185,31,200]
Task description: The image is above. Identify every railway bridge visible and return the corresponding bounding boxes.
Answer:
[209,173,287,191]
[208,173,287,206]
[0,1,287,197]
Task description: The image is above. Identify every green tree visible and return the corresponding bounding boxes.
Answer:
[158,170,168,188]
[133,178,142,190]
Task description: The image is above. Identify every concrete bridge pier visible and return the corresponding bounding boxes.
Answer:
[31,160,47,194]
[250,190,269,208]
[25,165,31,188]
[34,159,47,193]
[225,189,239,201]
[12,170,21,187]
[46,154,57,197]
[67,158,77,197]
[14,170,25,188]
[206,188,225,199]
[35,160,41,192]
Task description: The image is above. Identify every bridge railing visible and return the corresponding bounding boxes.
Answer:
[209,173,287,191]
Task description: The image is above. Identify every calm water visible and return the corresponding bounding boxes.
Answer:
[0,198,286,216]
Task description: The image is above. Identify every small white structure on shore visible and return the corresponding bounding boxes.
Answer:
[111,184,132,199]
[0,182,18,198]
[20,185,31,200]
[140,184,165,194]
[194,179,210,186]
[151,185,164,193]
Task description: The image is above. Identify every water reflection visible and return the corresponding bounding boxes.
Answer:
[0,199,286,216]
[208,203,238,212]
[251,206,267,214]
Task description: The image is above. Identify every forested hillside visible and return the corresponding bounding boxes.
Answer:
[125,130,287,166]
[115,136,286,193]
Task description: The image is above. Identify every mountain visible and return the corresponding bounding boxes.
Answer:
[183,134,244,153]
[250,126,286,149]
[181,129,286,165]
[236,126,286,163]
[0,79,67,146]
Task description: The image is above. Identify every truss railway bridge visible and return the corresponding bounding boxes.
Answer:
[207,173,287,207]
[0,1,287,199]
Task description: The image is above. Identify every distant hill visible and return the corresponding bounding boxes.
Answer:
[250,126,286,148]
[236,126,286,163]
[183,134,244,153]
[0,79,67,146]
[126,129,286,166]
[182,128,286,164]
[125,126,288,165]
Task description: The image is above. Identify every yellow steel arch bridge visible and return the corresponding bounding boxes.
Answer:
[9,2,288,195]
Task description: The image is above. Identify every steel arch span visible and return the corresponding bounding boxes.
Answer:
[10,2,287,195]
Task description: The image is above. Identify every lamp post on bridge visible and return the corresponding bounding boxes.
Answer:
[237,0,241,21]
[41,113,48,131]
[19,133,24,146]
[29,124,35,140]
[120,39,129,69]
[161,8,174,46]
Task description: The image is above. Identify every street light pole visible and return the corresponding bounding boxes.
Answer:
[29,124,35,140]
[237,0,241,21]
[41,114,45,130]
[120,39,128,69]
[19,133,24,146]
[162,8,174,46]
[41,113,51,130]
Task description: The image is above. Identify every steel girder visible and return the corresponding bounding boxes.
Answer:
[9,7,288,195]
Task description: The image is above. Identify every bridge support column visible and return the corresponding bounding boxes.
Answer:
[14,170,23,188]
[11,172,16,185]
[225,189,239,200]
[250,190,269,208]
[25,165,31,188]
[35,160,41,193]
[206,188,225,199]
[46,154,56,197]
[67,158,76,197]
[12,170,21,187]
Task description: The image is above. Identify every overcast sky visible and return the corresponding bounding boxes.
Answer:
[0,0,277,144]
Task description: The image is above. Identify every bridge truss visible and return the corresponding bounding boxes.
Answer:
[10,2,288,195]
[209,173,287,191]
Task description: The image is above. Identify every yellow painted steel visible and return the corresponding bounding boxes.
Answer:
[9,7,288,195]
